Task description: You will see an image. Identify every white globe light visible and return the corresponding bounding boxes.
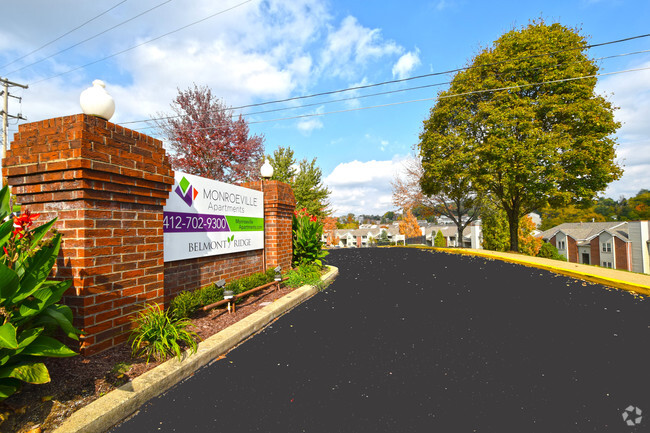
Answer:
[260,159,274,179]
[80,79,115,121]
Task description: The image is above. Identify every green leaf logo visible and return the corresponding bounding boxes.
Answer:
[228,235,234,243]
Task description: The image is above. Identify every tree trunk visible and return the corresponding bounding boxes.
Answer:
[507,210,519,252]
[456,223,464,248]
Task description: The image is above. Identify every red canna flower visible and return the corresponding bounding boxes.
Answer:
[11,209,40,240]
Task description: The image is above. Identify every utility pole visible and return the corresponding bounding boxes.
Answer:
[1,77,28,186]
[1,77,28,159]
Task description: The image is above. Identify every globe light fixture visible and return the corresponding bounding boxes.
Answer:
[80,80,115,121]
[260,159,274,179]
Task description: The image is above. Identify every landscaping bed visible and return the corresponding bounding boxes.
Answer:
[0,283,297,433]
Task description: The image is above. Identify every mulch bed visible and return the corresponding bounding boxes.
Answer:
[0,284,297,433]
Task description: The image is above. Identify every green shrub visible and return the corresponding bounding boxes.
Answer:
[238,272,269,292]
[168,268,279,318]
[537,242,566,261]
[197,283,224,306]
[285,264,323,288]
[434,230,446,247]
[0,186,79,401]
[129,304,198,364]
[169,290,201,319]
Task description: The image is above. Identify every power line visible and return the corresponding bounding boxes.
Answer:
[249,66,650,124]
[6,0,172,76]
[28,0,255,86]
[0,0,128,70]
[129,48,650,130]
[132,66,650,135]
[120,33,650,126]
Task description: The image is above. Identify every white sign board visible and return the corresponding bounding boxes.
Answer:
[163,171,264,262]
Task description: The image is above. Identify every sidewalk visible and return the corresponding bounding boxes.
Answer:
[439,247,650,295]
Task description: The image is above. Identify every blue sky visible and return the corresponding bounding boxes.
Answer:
[1,0,649,216]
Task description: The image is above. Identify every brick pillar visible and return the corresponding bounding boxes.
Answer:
[2,114,174,355]
[243,180,295,272]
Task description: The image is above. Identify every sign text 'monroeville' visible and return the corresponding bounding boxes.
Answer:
[162,171,264,263]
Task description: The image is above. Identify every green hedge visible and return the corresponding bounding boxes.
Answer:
[169,268,276,319]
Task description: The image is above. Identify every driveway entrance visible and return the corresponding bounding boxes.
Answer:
[111,248,650,432]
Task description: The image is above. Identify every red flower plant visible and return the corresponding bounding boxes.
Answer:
[12,209,40,240]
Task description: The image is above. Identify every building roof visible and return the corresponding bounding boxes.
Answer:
[538,221,626,242]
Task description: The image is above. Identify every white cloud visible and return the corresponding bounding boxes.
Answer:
[324,157,407,215]
[597,60,650,198]
[297,118,324,134]
[392,49,421,80]
[296,105,324,134]
[320,16,402,79]
[3,0,329,127]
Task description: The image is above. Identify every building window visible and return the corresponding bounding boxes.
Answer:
[558,240,566,250]
[602,261,613,268]
[602,242,612,253]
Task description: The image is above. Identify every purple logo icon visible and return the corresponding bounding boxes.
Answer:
[176,176,198,207]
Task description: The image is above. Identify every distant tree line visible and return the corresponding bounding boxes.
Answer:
[538,189,650,230]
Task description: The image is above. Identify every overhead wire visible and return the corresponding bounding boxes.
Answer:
[120,34,650,126]
[130,48,650,133]
[131,65,650,136]
[27,0,255,86]
[6,0,172,76]
[0,0,128,70]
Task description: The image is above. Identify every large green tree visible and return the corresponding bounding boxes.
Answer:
[267,146,331,219]
[419,20,622,251]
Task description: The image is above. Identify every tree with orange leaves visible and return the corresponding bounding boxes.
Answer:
[398,208,422,239]
[518,214,543,256]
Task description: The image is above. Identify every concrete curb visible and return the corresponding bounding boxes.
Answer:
[54,266,339,433]
[409,246,650,296]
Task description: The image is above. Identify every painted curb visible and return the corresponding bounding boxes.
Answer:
[53,266,339,433]
[416,246,650,296]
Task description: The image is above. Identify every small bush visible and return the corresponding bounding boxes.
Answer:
[239,272,269,292]
[169,290,201,319]
[434,230,446,247]
[129,304,199,364]
[198,283,224,306]
[537,242,566,261]
[168,268,280,318]
[285,264,323,288]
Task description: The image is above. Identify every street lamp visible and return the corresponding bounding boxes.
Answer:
[260,159,273,274]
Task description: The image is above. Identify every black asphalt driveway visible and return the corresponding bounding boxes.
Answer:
[112,248,650,432]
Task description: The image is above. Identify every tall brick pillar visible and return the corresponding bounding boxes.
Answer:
[244,180,295,272]
[3,114,174,355]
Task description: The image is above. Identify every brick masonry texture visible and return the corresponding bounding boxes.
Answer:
[3,114,296,356]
